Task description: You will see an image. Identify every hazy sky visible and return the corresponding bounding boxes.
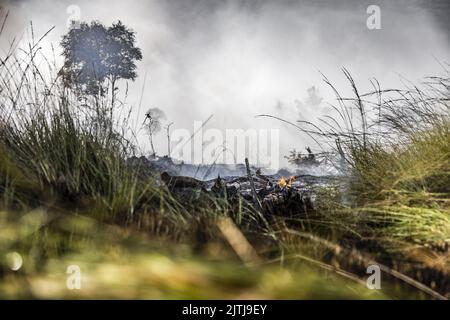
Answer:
[1,0,450,167]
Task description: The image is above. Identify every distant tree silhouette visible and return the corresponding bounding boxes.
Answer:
[60,21,142,107]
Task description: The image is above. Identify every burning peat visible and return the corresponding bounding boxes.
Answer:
[128,154,339,217]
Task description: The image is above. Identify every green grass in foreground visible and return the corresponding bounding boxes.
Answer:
[0,210,386,299]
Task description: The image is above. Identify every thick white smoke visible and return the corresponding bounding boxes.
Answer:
[1,0,449,167]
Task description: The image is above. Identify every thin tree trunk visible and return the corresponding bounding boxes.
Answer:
[110,77,116,123]
[149,127,155,156]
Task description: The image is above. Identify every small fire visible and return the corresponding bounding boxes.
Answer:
[277,176,296,188]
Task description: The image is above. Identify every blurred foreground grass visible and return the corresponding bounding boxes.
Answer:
[0,210,384,299]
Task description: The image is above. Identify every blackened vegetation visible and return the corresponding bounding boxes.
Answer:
[158,169,322,218]
[285,146,322,167]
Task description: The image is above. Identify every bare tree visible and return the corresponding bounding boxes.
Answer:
[144,107,166,156]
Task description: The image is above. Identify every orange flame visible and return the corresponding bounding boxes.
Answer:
[277,176,296,188]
